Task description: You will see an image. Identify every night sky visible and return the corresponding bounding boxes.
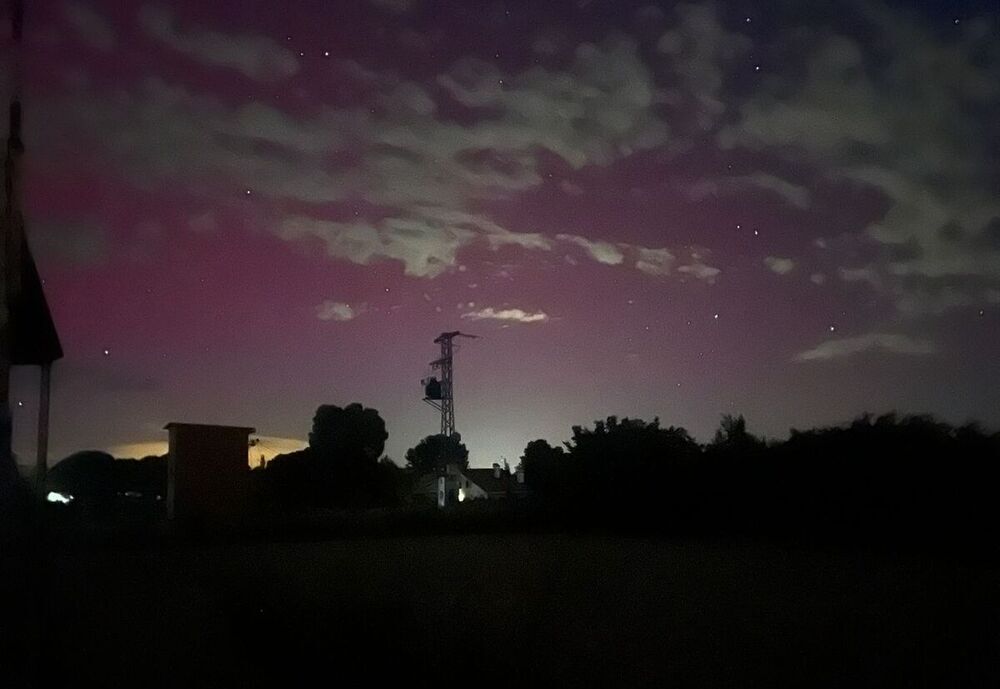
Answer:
[6,0,999,466]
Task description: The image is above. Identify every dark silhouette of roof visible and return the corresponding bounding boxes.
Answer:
[9,241,62,365]
[464,468,526,497]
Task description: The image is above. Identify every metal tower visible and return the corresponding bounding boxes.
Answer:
[422,331,477,437]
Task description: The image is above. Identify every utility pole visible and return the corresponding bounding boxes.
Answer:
[1,0,25,477]
[422,331,477,437]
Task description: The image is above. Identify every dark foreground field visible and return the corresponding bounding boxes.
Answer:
[5,535,1000,687]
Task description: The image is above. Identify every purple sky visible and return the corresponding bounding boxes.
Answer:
[6,0,999,466]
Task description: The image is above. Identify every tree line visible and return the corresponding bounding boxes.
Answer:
[38,404,1000,541]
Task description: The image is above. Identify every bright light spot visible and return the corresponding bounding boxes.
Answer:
[745,16,752,23]
[458,488,466,502]
[829,325,836,332]
[102,348,110,356]
[713,313,720,320]
[47,491,73,504]
[17,400,23,407]
[323,50,330,57]
[754,64,761,72]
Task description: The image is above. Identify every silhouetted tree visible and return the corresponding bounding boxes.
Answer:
[309,403,388,463]
[405,434,469,474]
[520,439,564,498]
[263,403,397,509]
[710,414,763,453]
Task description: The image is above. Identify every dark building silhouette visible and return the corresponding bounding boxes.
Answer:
[165,422,254,526]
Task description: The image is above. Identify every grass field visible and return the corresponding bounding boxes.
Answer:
[6,535,1000,687]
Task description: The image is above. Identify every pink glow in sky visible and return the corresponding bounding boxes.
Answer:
[7,0,999,466]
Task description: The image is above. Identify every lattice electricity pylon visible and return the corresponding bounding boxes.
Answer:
[422,331,477,437]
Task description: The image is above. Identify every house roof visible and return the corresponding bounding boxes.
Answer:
[465,468,521,495]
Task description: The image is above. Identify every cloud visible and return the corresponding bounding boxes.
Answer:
[719,9,1000,313]
[764,256,796,275]
[556,234,625,265]
[794,333,937,362]
[138,6,299,81]
[838,266,883,290]
[63,1,116,52]
[461,307,549,324]
[559,180,584,196]
[677,260,721,283]
[316,301,363,322]
[38,35,673,279]
[635,247,675,276]
[685,173,811,210]
[656,3,752,133]
[282,215,474,278]
[743,173,812,209]
[810,273,827,285]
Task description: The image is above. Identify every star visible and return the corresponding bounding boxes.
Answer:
[745,16,752,23]
[753,229,759,236]
[829,325,836,332]
[754,64,761,72]
[323,51,330,57]
[102,349,110,356]
[245,188,252,195]
[979,309,986,317]
[17,400,23,407]
[713,313,720,320]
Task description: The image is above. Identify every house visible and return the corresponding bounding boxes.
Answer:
[412,462,527,507]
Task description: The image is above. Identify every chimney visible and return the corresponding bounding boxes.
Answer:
[492,462,501,479]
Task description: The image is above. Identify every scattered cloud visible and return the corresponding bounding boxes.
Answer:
[282,215,473,278]
[138,6,300,81]
[795,333,937,362]
[719,11,1000,313]
[556,234,625,266]
[559,180,584,196]
[810,272,827,285]
[838,266,883,290]
[677,260,721,284]
[764,256,796,275]
[635,247,675,276]
[685,173,811,210]
[743,173,812,209]
[62,1,116,52]
[461,307,549,324]
[316,301,364,322]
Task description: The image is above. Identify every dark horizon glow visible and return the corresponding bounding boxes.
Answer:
[6,0,999,467]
